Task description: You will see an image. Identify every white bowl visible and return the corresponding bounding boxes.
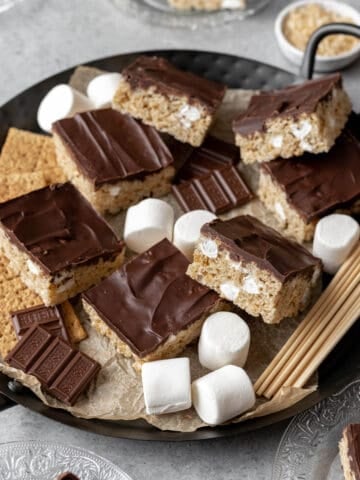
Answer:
[274,0,360,73]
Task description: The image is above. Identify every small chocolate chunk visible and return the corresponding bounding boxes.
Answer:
[172,166,253,214]
[5,326,53,372]
[29,337,75,387]
[49,351,100,405]
[11,304,69,342]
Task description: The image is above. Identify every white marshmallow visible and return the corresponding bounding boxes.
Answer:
[177,105,202,129]
[192,365,255,425]
[87,73,123,108]
[142,358,191,415]
[313,214,359,274]
[37,84,94,133]
[124,198,174,254]
[221,0,245,8]
[173,210,217,260]
[200,238,218,258]
[198,312,250,370]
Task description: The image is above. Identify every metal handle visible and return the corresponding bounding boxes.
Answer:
[301,23,360,79]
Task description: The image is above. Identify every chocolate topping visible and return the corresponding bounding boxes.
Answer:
[0,183,123,275]
[172,166,253,214]
[233,73,342,136]
[343,424,360,479]
[201,215,320,282]
[5,325,100,405]
[53,109,174,188]
[83,239,219,358]
[122,56,226,113]
[261,130,360,222]
[11,304,69,343]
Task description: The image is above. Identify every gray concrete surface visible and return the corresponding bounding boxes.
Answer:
[0,0,359,478]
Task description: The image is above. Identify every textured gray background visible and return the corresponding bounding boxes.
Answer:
[0,0,359,479]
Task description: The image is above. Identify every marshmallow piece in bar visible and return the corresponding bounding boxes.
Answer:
[192,365,255,425]
[173,210,217,260]
[124,198,174,254]
[198,311,250,370]
[313,214,359,274]
[142,358,192,415]
[37,84,94,133]
[87,73,123,108]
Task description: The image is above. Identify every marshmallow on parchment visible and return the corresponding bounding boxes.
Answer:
[198,311,250,370]
[313,214,359,274]
[87,73,123,108]
[192,365,255,425]
[142,358,191,415]
[124,198,174,254]
[37,84,94,133]
[173,210,217,260]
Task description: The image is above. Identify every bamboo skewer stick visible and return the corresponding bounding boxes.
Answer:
[263,279,360,398]
[292,298,360,389]
[254,243,360,396]
[267,284,360,397]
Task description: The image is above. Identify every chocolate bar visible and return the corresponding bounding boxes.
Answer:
[11,304,70,342]
[175,136,239,183]
[172,165,253,214]
[5,325,100,405]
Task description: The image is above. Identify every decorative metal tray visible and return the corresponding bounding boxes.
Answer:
[0,49,359,440]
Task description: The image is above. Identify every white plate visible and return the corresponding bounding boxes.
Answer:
[111,0,271,28]
[274,0,360,72]
[272,378,360,480]
[0,441,133,480]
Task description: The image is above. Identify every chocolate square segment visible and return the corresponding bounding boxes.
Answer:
[261,130,360,222]
[122,56,226,114]
[83,239,219,358]
[0,183,123,275]
[52,109,174,188]
[11,304,69,342]
[201,215,320,282]
[233,73,342,136]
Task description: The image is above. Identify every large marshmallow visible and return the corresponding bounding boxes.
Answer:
[198,311,250,370]
[87,73,123,108]
[142,358,191,415]
[124,198,174,254]
[313,214,359,274]
[192,365,255,425]
[173,210,217,260]
[37,84,94,133]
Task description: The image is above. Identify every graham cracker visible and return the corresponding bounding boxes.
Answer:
[0,172,47,203]
[0,128,66,184]
[61,300,88,343]
[0,273,42,358]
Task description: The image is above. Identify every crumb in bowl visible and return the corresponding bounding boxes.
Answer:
[283,3,360,56]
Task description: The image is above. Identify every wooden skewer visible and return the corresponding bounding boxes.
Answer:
[262,278,360,398]
[254,243,360,395]
[268,284,360,397]
[292,298,360,389]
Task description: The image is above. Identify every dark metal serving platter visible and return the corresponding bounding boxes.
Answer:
[0,49,359,441]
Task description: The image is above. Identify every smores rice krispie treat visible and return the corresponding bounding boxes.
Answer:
[233,73,351,163]
[168,0,245,10]
[0,183,125,306]
[52,109,175,214]
[113,56,227,147]
[339,424,360,480]
[187,215,321,324]
[83,239,226,369]
[258,130,360,242]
